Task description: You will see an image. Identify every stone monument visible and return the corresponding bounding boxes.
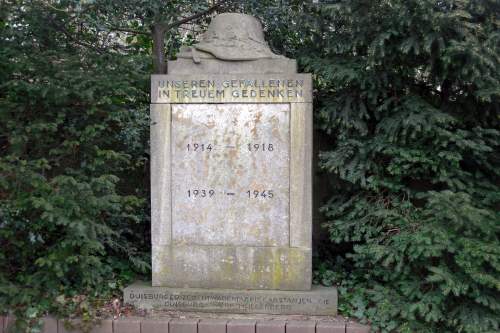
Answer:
[124,13,337,315]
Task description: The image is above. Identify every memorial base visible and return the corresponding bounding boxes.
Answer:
[124,282,337,316]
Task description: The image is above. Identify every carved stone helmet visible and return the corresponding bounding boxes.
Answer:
[178,13,281,62]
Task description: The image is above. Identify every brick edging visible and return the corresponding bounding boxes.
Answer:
[1,315,370,333]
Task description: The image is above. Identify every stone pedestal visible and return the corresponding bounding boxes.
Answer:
[150,68,313,290]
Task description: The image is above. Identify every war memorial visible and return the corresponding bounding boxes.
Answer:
[124,13,338,316]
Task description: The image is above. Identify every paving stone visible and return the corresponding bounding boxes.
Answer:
[90,319,113,333]
[198,319,228,333]
[58,319,82,333]
[285,320,315,333]
[227,319,256,333]
[316,321,346,333]
[169,319,199,333]
[256,321,286,333]
[141,319,170,333]
[41,316,58,333]
[113,318,141,333]
[57,318,113,333]
[346,322,370,333]
[4,316,15,333]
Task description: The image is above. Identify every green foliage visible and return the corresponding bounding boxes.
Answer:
[290,0,500,332]
[0,1,150,330]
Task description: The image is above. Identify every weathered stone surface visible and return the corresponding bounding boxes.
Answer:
[256,320,286,333]
[113,319,141,333]
[169,319,198,333]
[289,102,313,248]
[90,319,113,333]
[3,316,15,333]
[41,316,58,333]
[150,103,172,247]
[171,103,290,247]
[141,319,170,333]
[58,319,113,333]
[59,319,81,333]
[124,282,337,315]
[152,245,311,290]
[286,320,316,333]
[316,321,346,333]
[346,322,370,333]
[227,319,256,333]
[198,319,228,333]
[168,58,297,75]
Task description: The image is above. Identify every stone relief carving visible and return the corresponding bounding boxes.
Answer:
[177,13,282,63]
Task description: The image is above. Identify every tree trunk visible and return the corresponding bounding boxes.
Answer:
[152,24,166,74]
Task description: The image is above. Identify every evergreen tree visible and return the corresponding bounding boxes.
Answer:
[283,0,500,332]
[0,1,151,329]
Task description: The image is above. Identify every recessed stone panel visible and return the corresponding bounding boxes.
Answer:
[171,104,290,247]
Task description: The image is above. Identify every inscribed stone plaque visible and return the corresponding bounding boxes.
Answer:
[124,282,338,315]
[171,104,290,247]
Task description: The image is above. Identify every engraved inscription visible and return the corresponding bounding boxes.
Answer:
[157,79,304,100]
[151,75,312,103]
[171,104,290,247]
[126,291,332,313]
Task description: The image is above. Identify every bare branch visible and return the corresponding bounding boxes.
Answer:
[162,1,225,30]
[39,1,67,12]
[110,27,149,36]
